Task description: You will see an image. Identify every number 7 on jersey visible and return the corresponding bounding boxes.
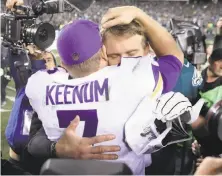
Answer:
[56,110,98,137]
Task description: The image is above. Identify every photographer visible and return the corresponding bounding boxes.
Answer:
[192,19,222,132]
[190,19,222,172]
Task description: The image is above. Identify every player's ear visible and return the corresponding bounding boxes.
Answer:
[144,44,150,55]
[100,45,108,62]
[99,45,108,68]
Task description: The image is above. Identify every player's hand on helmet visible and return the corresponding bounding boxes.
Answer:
[55,116,120,160]
[101,6,144,29]
[6,0,24,10]
[153,92,192,123]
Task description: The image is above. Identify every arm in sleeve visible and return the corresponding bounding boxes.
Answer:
[29,112,43,139]
[119,55,182,95]
[125,96,166,155]
[28,112,53,158]
[28,127,53,158]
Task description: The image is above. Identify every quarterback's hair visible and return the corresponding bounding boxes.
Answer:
[101,20,149,48]
[67,51,100,78]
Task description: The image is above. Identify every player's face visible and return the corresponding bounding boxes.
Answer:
[209,59,222,77]
[104,34,149,65]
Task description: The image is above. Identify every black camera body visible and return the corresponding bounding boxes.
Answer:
[1,5,55,50]
[169,19,207,65]
[1,0,94,88]
[1,0,95,50]
[0,1,61,88]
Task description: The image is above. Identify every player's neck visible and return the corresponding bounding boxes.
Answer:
[72,69,100,78]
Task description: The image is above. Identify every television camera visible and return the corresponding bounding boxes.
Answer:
[1,0,94,87]
[169,18,207,65]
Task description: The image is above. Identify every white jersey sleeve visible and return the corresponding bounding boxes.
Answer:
[26,67,69,100]
[120,54,183,94]
[119,55,164,100]
[124,95,162,155]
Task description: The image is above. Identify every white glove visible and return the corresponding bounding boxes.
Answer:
[153,92,192,123]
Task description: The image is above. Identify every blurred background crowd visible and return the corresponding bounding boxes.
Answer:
[1,0,221,39]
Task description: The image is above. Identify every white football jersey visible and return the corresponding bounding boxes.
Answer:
[26,55,165,175]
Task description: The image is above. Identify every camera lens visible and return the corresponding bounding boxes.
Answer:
[24,22,55,50]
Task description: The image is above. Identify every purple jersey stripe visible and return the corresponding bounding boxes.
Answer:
[151,64,159,91]
[157,55,182,93]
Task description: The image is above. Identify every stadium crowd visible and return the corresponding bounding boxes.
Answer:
[1,0,221,33]
[1,0,222,175]
[41,1,222,34]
